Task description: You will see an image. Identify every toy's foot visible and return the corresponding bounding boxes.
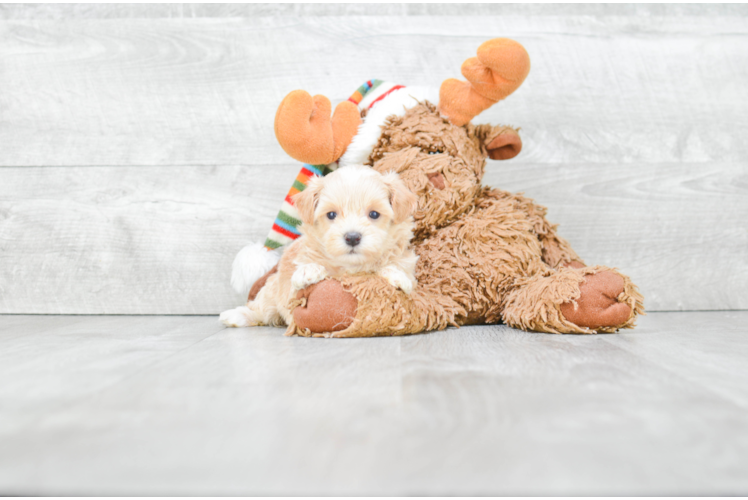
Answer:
[292,279,357,333]
[559,271,631,330]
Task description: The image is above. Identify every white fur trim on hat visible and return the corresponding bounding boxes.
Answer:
[230,242,282,296]
[339,86,439,167]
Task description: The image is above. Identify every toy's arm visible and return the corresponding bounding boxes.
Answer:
[523,204,585,269]
[541,233,585,269]
[479,188,584,269]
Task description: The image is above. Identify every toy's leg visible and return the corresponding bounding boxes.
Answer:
[289,275,461,338]
[502,265,644,334]
[481,188,582,268]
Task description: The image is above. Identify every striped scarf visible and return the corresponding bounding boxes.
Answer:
[263,163,335,249]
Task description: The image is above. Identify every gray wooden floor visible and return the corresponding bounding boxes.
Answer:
[1,312,746,495]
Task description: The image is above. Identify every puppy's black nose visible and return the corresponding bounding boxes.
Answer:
[344,232,362,247]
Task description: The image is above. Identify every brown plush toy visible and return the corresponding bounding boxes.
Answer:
[236,38,644,337]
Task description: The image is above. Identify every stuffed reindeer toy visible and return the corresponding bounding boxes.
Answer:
[228,38,644,337]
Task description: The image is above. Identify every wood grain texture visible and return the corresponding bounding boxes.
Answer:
[3,4,747,19]
[1,162,745,314]
[489,161,748,312]
[1,16,747,167]
[1,13,746,314]
[0,312,746,495]
[0,315,225,436]
[0,164,298,314]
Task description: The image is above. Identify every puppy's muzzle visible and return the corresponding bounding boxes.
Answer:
[344,232,362,247]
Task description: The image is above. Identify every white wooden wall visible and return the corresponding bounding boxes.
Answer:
[1,4,746,314]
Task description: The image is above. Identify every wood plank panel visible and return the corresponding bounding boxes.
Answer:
[1,14,746,314]
[3,4,746,19]
[0,164,298,314]
[1,312,747,494]
[0,162,745,314]
[1,16,747,167]
[488,161,748,312]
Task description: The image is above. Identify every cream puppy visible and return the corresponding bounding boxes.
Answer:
[220,165,418,328]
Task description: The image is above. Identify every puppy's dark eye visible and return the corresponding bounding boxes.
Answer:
[326,212,337,220]
[369,211,380,220]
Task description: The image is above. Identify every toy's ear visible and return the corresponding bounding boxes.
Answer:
[474,124,522,160]
[292,176,325,226]
[275,90,361,165]
[382,171,419,224]
[439,38,530,127]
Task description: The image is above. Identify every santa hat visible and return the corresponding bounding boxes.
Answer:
[230,80,438,296]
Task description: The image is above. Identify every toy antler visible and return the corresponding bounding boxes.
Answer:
[439,38,531,127]
[274,90,361,165]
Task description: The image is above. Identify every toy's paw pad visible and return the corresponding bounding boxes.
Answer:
[291,263,328,291]
[220,306,253,328]
[293,279,358,333]
[560,271,631,330]
[379,266,414,295]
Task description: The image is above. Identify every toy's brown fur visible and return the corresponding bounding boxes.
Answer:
[287,103,644,337]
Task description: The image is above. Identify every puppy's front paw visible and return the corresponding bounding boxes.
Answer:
[291,263,328,291]
[219,306,252,327]
[379,266,415,295]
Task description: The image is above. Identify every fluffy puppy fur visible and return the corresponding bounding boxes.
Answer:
[219,165,418,328]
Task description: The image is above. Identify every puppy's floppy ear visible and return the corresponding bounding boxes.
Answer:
[292,175,325,225]
[382,171,418,224]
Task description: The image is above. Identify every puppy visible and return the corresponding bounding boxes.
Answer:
[220,165,419,328]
